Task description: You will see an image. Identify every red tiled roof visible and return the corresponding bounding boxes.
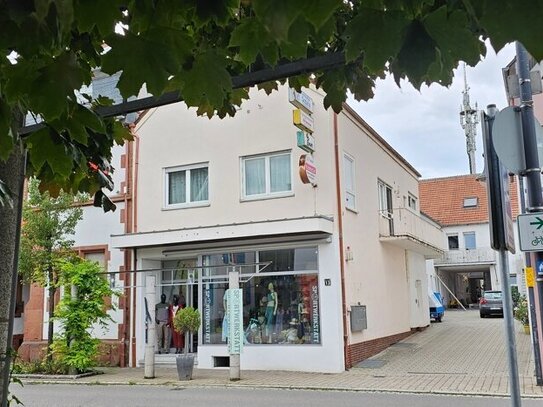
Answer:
[419,174,520,226]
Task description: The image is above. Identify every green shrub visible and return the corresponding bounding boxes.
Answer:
[51,259,118,373]
[173,307,201,355]
[514,295,529,326]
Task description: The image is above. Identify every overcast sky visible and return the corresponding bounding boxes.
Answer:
[349,42,516,180]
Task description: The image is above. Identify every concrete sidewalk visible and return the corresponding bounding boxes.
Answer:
[21,311,543,398]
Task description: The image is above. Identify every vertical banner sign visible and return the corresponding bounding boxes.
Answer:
[228,288,243,354]
[311,284,320,343]
[204,286,211,344]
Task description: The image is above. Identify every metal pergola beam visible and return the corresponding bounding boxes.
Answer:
[20,52,346,136]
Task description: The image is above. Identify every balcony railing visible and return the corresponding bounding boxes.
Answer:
[378,208,446,256]
[434,247,496,265]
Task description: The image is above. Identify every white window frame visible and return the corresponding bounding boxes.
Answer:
[464,231,476,250]
[241,151,293,200]
[407,193,417,211]
[447,233,459,250]
[463,197,478,208]
[378,179,393,218]
[163,162,210,209]
[343,153,356,211]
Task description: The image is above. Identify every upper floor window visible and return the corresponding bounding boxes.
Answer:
[447,234,459,250]
[242,151,292,199]
[408,193,417,211]
[464,231,476,250]
[463,197,478,208]
[165,163,209,208]
[378,180,393,216]
[343,153,356,210]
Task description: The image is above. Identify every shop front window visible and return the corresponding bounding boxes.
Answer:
[202,247,320,346]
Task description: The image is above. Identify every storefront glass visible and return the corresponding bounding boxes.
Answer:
[202,246,320,345]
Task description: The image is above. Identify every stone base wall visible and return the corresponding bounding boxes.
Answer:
[347,327,426,368]
[17,340,122,367]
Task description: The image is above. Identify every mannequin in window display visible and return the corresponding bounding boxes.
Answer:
[155,293,170,354]
[265,282,278,343]
[169,294,185,354]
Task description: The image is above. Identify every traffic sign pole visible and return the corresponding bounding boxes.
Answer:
[517,42,543,386]
[483,106,522,407]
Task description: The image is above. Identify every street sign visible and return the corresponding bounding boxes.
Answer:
[293,109,314,133]
[288,88,314,113]
[482,109,516,253]
[297,131,315,153]
[517,213,543,251]
[493,106,543,174]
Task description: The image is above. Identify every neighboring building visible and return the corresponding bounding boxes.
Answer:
[420,174,523,309]
[16,83,445,372]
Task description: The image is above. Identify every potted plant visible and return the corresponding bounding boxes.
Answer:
[514,296,530,334]
[172,306,201,380]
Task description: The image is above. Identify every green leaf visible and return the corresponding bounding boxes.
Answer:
[479,0,543,60]
[344,9,410,70]
[317,69,347,112]
[252,0,303,41]
[305,0,342,29]
[74,0,124,36]
[189,0,239,26]
[229,18,273,65]
[102,30,194,98]
[423,6,483,68]
[261,43,280,66]
[27,128,73,177]
[288,75,310,92]
[30,52,88,120]
[180,51,232,109]
[281,16,310,59]
[111,121,133,145]
[390,20,437,88]
[257,81,279,95]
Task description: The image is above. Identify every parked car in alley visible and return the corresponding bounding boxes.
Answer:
[479,291,503,318]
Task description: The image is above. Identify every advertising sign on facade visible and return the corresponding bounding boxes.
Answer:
[296,131,315,153]
[227,288,243,354]
[288,88,314,114]
[293,109,314,133]
[299,154,317,186]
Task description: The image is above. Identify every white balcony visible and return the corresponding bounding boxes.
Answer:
[434,247,496,266]
[379,208,445,259]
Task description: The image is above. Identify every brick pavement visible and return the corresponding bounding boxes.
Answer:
[22,310,543,398]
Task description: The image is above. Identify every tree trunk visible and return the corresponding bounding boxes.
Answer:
[0,144,26,407]
[46,266,55,363]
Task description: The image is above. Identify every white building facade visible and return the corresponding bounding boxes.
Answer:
[111,85,445,372]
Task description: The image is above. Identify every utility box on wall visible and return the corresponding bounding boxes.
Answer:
[350,305,367,332]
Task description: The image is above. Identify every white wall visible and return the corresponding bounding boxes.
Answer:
[134,86,337,234]
[407,251,430,328]
[337,109,426,342]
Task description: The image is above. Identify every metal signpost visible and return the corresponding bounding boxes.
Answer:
[481,105,521,407]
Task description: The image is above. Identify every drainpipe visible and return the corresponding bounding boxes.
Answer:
[333,112,351,369]
[131,247,137,367]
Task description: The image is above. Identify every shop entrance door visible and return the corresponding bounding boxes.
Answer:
[161,258,199,353]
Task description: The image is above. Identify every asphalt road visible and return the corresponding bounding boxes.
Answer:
[10,384,542,407]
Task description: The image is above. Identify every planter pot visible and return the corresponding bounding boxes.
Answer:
[176,354,195,381]
[523,325,531,335]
